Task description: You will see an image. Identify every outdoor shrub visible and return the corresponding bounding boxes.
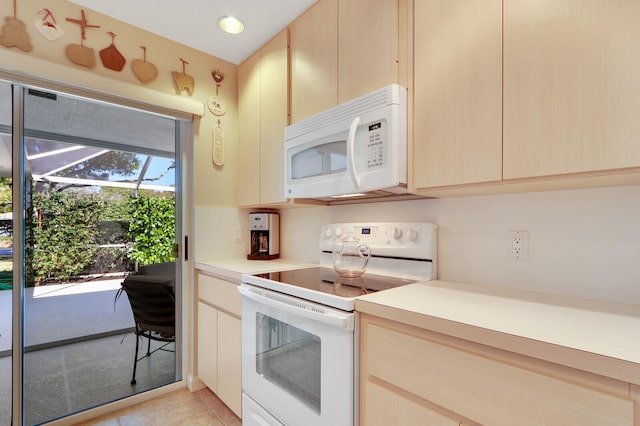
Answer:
[28,191,103,285]
[80,246,132,276]
[128,195,175,266]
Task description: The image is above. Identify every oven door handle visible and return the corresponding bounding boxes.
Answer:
[239,286,354,331]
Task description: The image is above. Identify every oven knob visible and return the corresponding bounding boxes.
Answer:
[335,227,344,237]
[325,228,333,238]
[409,228,419,241]
[393,227,403,239]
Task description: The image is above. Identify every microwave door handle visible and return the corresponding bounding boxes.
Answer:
[348,116,362,188]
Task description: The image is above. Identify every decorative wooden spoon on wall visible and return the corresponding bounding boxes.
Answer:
[132,46,158,84]
[0,0,33,52]
[100,31,126,71]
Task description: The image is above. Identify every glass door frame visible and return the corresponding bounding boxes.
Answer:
[11,81,26,426]
[6,78,193,425]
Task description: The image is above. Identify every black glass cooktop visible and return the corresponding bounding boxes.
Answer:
[252,267,416,298]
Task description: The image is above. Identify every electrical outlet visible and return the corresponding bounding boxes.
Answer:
[509,230,529,260]
[234,226,242,242]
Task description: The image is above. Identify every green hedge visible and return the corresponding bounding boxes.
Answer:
[28,192,103,285]
[128,195,176,266]
[26,191,175,285]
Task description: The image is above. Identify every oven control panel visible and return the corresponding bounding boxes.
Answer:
[320,222,437,261]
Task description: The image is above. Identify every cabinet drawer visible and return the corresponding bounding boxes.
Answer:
[365,322,633,426]
[364,380,461,426]
[198,273,241,316]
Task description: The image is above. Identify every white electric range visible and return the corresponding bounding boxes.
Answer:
[240,222,437,426]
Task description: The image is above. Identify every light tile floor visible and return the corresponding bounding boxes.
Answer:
[0,333,177,425]
[76,388,242,426]
[0,280,180,425]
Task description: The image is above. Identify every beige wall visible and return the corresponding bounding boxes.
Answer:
[195,207,246,260]
[2,0,238,207]
[280,185,640,305]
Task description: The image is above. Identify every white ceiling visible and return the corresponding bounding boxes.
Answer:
[67,0,317,65]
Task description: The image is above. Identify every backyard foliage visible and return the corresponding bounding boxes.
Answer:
[29,191,103,285]
[0,178,11,236]
[25,190,175,285]
[0,177,10,212]
[128,195,176,266]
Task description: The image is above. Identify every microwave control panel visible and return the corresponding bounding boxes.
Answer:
[366,121,386,169]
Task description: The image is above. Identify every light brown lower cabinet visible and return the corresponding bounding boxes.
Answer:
[196,273,242,417]
[364,379,463,426]
[360,314,635,426]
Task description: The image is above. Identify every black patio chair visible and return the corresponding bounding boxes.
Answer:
[116,274,175,385]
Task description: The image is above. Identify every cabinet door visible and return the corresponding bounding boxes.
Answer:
[197,301,218,392]
[217,311,242,417]
[290,0,338,123]
[198,274,241,316]
[238,50,261,207]
[363,380,461,426]
[363,318,634,425]
[338,0,399,103]
[412,0,502,189]
[259,29,289,205]
[503,0,640,179]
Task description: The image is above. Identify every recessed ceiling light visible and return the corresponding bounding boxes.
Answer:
[218,16,245,34]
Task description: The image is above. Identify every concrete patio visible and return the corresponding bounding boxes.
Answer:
[0,278,135,355]
[0,278,178,425]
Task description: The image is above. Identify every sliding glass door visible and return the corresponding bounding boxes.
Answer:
[1,81,189,425]
[0,81,13,426]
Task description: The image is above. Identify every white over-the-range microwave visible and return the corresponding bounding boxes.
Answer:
[284,84,408,200]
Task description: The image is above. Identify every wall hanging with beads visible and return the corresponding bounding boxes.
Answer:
[208,70,227,116]
[65,9,100,68]
[209,71,226,166]
[0,0,33,51]
[213,119,224,167]
[172,58,194,96]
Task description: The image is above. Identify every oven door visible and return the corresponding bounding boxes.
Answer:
[239,284,355,426]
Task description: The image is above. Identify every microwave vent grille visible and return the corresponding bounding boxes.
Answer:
[285,84,404,140]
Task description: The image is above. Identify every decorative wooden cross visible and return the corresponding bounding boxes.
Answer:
[65,9,100,46]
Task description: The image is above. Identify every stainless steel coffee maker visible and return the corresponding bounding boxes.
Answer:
[248,212,280,260]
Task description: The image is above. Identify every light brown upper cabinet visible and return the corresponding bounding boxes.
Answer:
[237,29,289,207]
[237,49,261,207]
[338,0,406,103]
[290,0,338,123]
[290,0,408,123]
[412,0,502,190]
[503,0,640,180]
[413,0,640,196]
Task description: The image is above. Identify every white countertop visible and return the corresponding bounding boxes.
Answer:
[195,258,315,282]
[356,280,640,383]
[193,259,640,383]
